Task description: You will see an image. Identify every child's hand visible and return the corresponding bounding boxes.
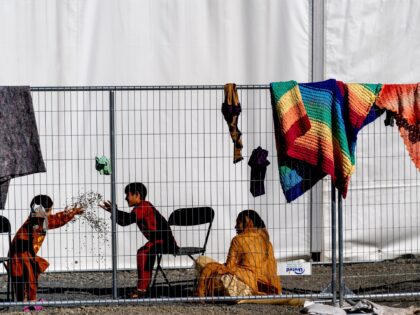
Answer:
[73,207,85,216]
[99,200,113,213]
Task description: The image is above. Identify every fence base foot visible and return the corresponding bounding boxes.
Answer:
[320,283,355,295]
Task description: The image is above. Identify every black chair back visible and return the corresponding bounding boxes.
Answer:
[0,215,11,233]
[0,215,13,301]
[168,207,214,226]
[151,207,215,289]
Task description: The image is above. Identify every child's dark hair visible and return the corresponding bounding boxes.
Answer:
[236,209,266,229]
[30,195,54,209]
[125,182,147,199]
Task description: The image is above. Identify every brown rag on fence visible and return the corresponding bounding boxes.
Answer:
[221,83,243,163]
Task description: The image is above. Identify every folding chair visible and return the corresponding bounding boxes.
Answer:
[152,206,215,287]
[0,215,14,301]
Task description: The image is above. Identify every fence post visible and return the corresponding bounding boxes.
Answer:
[310,0,325,261]
[338,194,344,306]
[312,0,340,305]
[109,90,118,299]
[331,184,337,305]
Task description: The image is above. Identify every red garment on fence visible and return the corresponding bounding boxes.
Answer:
[376,84,420,170]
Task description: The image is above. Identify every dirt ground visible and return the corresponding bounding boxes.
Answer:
[1,303,300,315]
[2,256,420,314]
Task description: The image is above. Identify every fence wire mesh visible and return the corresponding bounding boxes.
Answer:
[0,86,418,307]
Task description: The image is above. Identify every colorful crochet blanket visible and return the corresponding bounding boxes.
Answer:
[270,79,381,202]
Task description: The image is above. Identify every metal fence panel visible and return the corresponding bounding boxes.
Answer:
[11,85,420,305]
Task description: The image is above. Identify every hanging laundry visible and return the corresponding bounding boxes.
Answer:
[0,87,46,209]
[95,156,112,175]
[339,82,385,160]
[221,83,243,163]
[375,84,420,170]
[270,79,381,202]
[248,146,270,197]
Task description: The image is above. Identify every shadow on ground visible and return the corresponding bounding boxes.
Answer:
[31,279,197,299]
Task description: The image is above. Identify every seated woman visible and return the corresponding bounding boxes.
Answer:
[196,209,281,297]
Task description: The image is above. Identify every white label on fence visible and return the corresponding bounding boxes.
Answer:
[278,261,312,276]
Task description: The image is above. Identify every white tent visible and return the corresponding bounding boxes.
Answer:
[0,0,419,271]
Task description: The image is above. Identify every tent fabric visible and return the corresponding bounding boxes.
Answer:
[324,0,420,261]
[0,0,310,86]
[0,0,418,270]
[0,0,310,271]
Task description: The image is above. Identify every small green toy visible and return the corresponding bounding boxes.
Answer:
[95,156,112,175]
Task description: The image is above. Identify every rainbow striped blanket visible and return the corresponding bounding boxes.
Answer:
[270,79,382,202]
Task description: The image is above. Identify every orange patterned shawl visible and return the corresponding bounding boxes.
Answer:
[197,229,281,297]
[9,209,80,277]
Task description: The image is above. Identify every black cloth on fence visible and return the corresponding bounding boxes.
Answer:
[248,146,270,197]
[0,87,46,209]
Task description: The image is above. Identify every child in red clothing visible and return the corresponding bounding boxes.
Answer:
[100,182,178,297]
[9,194,84,302]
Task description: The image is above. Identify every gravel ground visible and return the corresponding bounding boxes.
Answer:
[1,303,300,315]
[2,256,420,314]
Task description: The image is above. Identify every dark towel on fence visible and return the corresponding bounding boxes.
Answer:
[0,87,46,209]
[248,146,270,197]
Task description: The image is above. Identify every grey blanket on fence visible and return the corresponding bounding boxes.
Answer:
[0,86,46,209]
